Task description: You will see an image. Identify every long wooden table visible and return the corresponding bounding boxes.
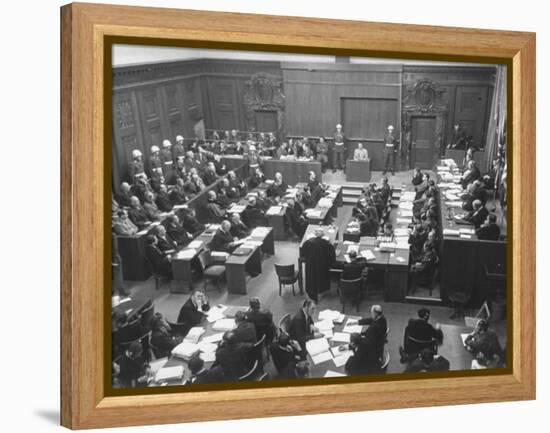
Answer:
[262,158,322,185]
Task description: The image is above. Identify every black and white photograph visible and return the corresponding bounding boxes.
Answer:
[110,45,508,390]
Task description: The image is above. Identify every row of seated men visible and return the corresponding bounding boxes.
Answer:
[113,291,505,388]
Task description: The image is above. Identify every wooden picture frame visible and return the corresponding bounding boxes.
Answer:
[60,2,535,429]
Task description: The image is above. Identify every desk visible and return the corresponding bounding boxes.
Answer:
[112,297,152,322]
[225,227,274,294]
[266,206,287,240]
[171,228,218,293]
[262,159,322,185]
[346,159,371,182]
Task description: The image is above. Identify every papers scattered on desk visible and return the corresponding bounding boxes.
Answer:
[332,332,351,343]
[317,198,333,208]
[305,337,330,357]
[459,228,475,235]
[305,209,322,218]
[444,201,463,207]
[197,341,218,354]
[360,250,376,261]
[155,365,184,382]
[266,206,282,215]
[311,350,333,365]
[333,351,353,367]
[206,311,225,323]
[211,251,230,259]
[314,320,334,331]
[229,205,247,213]
[172,342,200,360]
[342,319,363,334]
[394,228,410,237]
[324,370,345,378]
[177,248,197,259]
[318,309,346,324]
[199,351,216,363]
[460,234,472,239]
[149,357,168,374]
[212,318,236,331]
[443,229,460,236]
[250,227,270,236]
[379,242,396,252]
[187,240,203,249]
[184,327,205,344]
[399,202,413,210]
[202,332,224,344]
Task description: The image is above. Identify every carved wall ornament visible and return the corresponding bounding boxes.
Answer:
[243,73,285,136]
[403,78,447,112]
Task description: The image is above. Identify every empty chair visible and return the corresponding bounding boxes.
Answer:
[274,263,299,296]
[197,249,226,292]
[338,277,363,312]
[448,285,473,319]
[238,360,260,382]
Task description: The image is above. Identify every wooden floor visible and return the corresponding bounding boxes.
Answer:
[122,169,507,375]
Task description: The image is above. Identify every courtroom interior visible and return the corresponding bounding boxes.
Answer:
[110,46,508,388]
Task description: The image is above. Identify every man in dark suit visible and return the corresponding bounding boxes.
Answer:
[341,250,367,280]
[288,299,323,359]
[246,297,276,344]
[205,190,226,222]
[214,331,254,381]
[170,178,188,205]
[412,167,423,186]
[405,348,450,373]
[349,304,388,366]
[176,290,210,328]
[154,225,177,254]
[128,196,151,229]
[269,333,302,377]
[180,207,204,237]
[463,199,489,229]
[301,227,336,301]
[233,311,257,344]
[145,235,172,279]
[229,213,250,239]
[202,162,218,186]
[344,332,382,376]
[267,172,288,198]
[241,196,267,228]
[163,214,193,246]
[209,220,238,252]
[188,356,225,385]
[117,182,134,207]
[476,214,501,240]
[400,308,444,362]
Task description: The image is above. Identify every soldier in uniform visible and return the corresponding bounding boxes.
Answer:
[332,124,346,171]
[160,139,174,183]
[382,125,398,175]
[148,145,163,179]
[128,149,146,184]
[172,135,186,162]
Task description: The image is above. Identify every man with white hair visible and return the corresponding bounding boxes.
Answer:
[301,227,336,302]
[267,171,287,198]
[210,220,238,252]
[383,125,398,175]
[348,304,388,368]
[128,149,146,183]
[332,123,346,171]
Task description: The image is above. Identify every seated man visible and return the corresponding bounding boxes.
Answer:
[353,142,369,161]
[288,299,323,360]
[248,167,266,189]
[476,213,501,240]
[179,206,205,237]
[154,225,177,254]
[461,199,489,229]
[241,196,267,228]
[214,331,254,381]
[117,341,153,388]
[150,313,181,358]
[202,161,218,186]
[409,241,438,290]
[379,222,394,240]
[344,332,381,376]
[412,167,423,186]
[210,220,239,252]
[285,199,308,238]
[143,191,163,222]
[163,214,193,246]
[233,311,257,344]
[127,196,151,229]
[267,172,288,198]
[404,348,450,373]
[378,177,391,205]
[112,209,138,236]
[227,170,247,196]
[117,182,134,207]
[229,213,250,239]
[349,305,388,357]
[464,319,503,364]
[155,184,173,213]
[145,235,172,279]
[205,190,227,222]
[246,297,276,344]
[400,308,444,363]
[169,178,188,205]
[461,160,481,189]
[269,332,302,377]
[176,290,210,328]
[341,250,367,280]
[187,356,225,385]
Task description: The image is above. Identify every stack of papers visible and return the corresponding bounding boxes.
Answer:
[443,228,460,236]
[332,332,351,343]
[379,242,397,252]
[459,228,475,235]
[317,198,333,208]
[306,337,330,357]
[202,332,224,344]
[206,305,227,323]
[198,341,218,354]
[318,309,346,324]
[177,248,197,259]
[250,227,270,236]
[266,206,282,215]
[314,320,334,332]
[211,251,229,259]
[172,342,200,360]
[342,319,363,334]
[154,365,185,382]
[305,209,322,218]
[212,318,236,331]
[187,240,203,249]
[184,327,205,344]
[360,250,376,261]
[331,346,353,367]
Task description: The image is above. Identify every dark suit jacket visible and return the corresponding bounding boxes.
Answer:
[288,309,314,356]
[466,206,489,229]
[230,221,249,239]
[155,192,173,212]
[210,228,233,252]
[156,236,177,253]
[267,181,288,198]
[403,318,443,355]
[176,298,209,328]
[145,244,172,278]
[214,342,253,380]
[233,322,257,344]
[190,366,225,385]
[247,309,276,343]
[269,343,300,375]
[341,258,367,280]
[128,206,150,228]
[476,223,501,241]
[358,315,388,359]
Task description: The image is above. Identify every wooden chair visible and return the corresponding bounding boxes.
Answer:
[197,249,226,292]
[448,285,473,319]
[380,349,391,373]
[337,277,363,313]
[247,334,266,370]
[257,372,269,381]
[138,301,155,331]
[278,313,292,336]
[274,263,299,296]
[238,360,260,382]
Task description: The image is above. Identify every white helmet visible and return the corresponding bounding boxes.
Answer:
[162,139,172,148]
[151,145,160,153]
[132,149,142,158]
[176,135,184,142]
[336,124,342,129]
[388,125,394,130]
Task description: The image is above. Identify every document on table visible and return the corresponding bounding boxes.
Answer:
[202,332,224,344]
[199,351,216,363]
[187,240,203,249]
[305,210,322,218]
[333,351,353,368]
[177,248,197,259]
[184,327,205,343]
[266,206,282,215]
[443,229,460,236]
[332,332,351,343]
[155,365,184,382]
[324,370,346,378]
[212,318,236,331]
[360,249,376,261]
[172,342,200,360]
[306,337,330,357]
[318,309,344,322]
[314,320,334,331]
[342,320,363,334]
[311,351,333,365]
[206,305,228,318]
[197,341,218,354]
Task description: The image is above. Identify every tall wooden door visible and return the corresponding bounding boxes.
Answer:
[411,116,436,169]
[254,110,278,134]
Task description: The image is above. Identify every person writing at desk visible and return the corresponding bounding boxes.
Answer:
[210,220,240,252]
[353,142,369,161]
[176,290,210,327]
[288,299,324,360]
[464,319,504,367]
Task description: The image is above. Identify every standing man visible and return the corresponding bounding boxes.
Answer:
[332,123,346,172]
[301,227,336,302]
[128,149,146,184]
[160,139,174,183]
[315,137,329,173]
[383,125,398,175]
